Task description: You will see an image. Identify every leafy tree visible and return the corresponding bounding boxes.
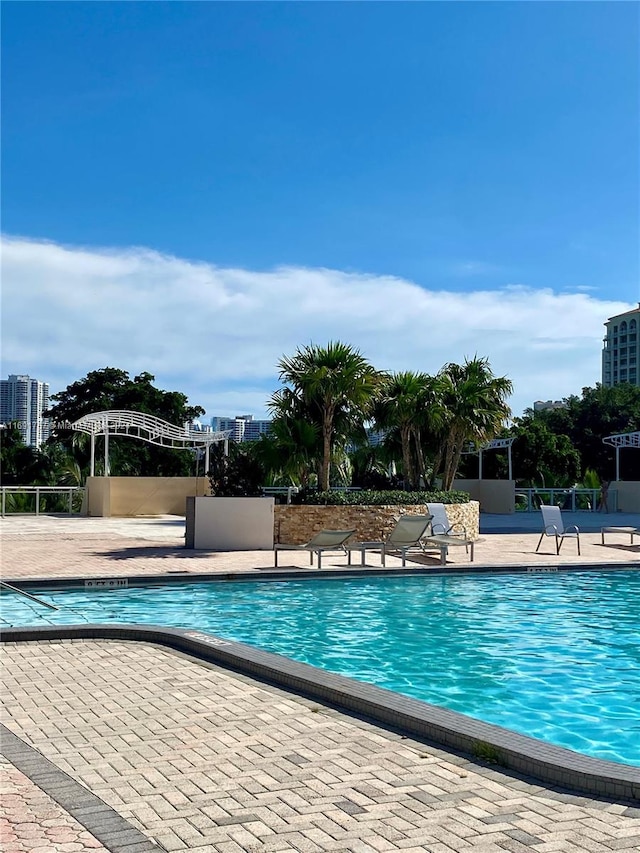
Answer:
[273,342,381,491]
[508,419,581,487]
[436,357,513,490]
[519,384,640,481]
[45,368,205,478]
[1,423,88,487]
[207,442,265,496]
[0,423,44,484]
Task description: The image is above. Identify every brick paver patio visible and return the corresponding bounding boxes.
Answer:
[1,516,639,852]
[2,639,639,853]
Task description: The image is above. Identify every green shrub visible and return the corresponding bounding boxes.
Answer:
[291,489,470,506]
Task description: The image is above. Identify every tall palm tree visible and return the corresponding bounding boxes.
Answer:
[275,342,381,491]
[437,357,513,490]
[374,371,429,489]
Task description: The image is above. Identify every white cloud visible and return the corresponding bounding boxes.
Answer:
[1,235,632,420]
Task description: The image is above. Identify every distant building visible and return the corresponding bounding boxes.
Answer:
[602,304,640,388]
[0,374,50,447]
[533,400,567,412]
[210,414,272,442]
[366,427,387,447]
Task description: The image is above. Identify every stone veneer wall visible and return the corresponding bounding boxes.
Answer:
[274,501,479,545]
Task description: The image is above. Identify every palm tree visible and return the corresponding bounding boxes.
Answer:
[255,407,321,487]
[437,357,513,490]
[275,342,381,491]
[374,371,429,489]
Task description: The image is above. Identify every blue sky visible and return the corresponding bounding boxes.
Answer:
[2,2,638,419]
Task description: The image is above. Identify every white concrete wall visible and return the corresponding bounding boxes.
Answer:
[186,496,275,550]
[611,481,640,513]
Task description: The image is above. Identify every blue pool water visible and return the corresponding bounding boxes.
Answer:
[2,569,639,766]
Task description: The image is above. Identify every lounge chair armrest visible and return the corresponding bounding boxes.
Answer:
[544,524,559,535]
[566,525,580,534]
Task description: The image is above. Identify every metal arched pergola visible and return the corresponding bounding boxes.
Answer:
[71,410,230,476]
[463,437,516,479]
[602,430,640,481]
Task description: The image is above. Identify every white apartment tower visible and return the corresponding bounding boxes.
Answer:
[0,374,51,447]
[210,414,272,442]
[602,304,640,388]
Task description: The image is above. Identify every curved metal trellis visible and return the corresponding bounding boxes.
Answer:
[602,431,640,480]
[462,437,516,479]
[71,410,230,476]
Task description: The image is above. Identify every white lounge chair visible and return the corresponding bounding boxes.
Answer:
[536,505,580,555]
[274,529,356,569]
[423,502,475,561]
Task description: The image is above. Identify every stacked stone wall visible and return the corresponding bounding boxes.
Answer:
[274,501,479,544]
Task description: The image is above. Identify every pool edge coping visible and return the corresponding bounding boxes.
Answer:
[2,622,639,805]
[3,559,639,591]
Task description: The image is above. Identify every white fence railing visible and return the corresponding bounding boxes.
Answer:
[1,486,85,517]
[514,487,615,513]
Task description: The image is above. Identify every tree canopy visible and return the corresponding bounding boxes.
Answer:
[45,368,205,478]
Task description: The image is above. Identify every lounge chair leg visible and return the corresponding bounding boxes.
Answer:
[535,532,544,553]
[470,542,474,562]
[556,535,562,555]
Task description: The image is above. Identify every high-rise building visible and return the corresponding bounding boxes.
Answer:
[602,304,640,388]
[0,374,51,447]
[533,400,567,412]
[210,414,272,442]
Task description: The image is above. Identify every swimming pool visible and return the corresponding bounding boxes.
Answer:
[2,569,639,766]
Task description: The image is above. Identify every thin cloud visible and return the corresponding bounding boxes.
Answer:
[1,235,631,419]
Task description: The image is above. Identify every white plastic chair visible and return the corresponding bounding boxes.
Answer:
[535,505,580,555]
[426,502,468,537]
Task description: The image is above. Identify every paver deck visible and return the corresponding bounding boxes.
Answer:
[1,516,639,852]
[2,639,640,853]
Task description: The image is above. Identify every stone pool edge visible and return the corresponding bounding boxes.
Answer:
[4,560,638,591]
[2,623,639,804]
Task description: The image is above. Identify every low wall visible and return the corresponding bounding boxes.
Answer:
[454,480,515,514]
[86,477,210,517]
[275,502,479,545]
[611,481,640,513]
[186,496,274,550]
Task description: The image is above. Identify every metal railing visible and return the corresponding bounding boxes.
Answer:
[0,581,59,610]
[1,486,85,517]
[514,488,616,513]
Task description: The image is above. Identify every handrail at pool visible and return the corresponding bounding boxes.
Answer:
[0,581,60,610]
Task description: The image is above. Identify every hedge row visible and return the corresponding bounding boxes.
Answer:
[291,489,470,506]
